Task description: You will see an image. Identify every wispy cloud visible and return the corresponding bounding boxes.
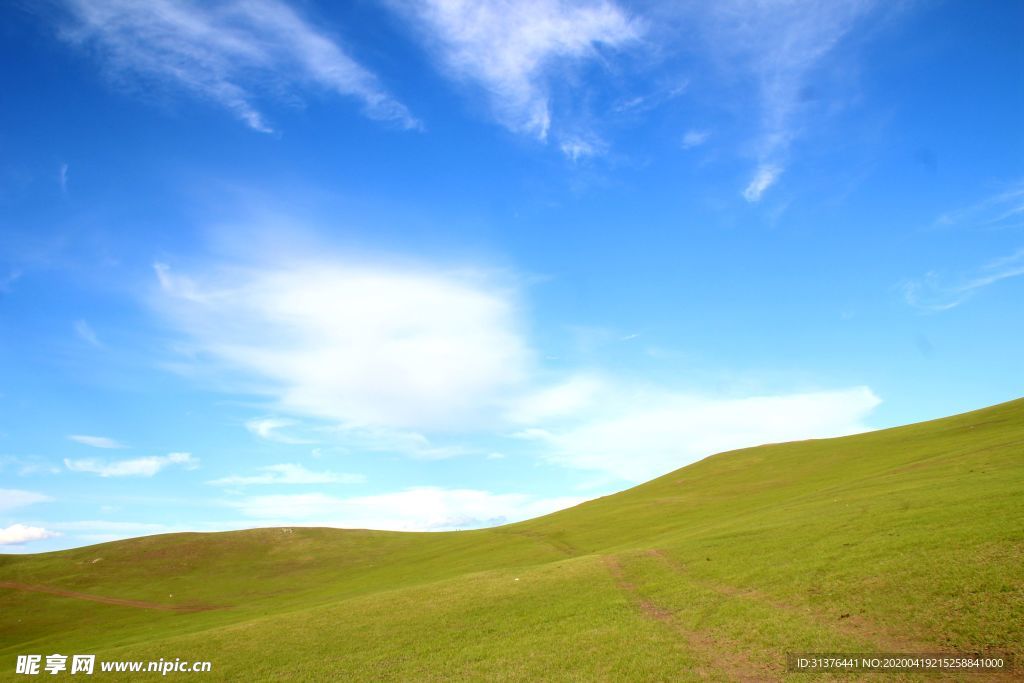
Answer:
[681,128,710,150]
[0,455,61,476]
[67,436,122,450]
[690,0,881,201]
[0,489,54,512]
[323,426,471,460]
[68,434,124,449]
[934,180,1024,230]
[388,0,640,143]
[59,162,69,193]
[61,0,418,132]
[0,524,60,546]
[64,452,198,477]
[901,248,1024,312]
[742,163,781,203]
[245,417,315,444]
[559,134,608,162]
[230,487,587,531]
[208,463,364,486]
[73,319,103,348]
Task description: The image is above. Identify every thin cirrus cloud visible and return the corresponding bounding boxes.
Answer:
[901,248,1024,313]
[0,456,61,476]
[229,487,588,531]
[0,489,54,512]
[73,319,103,348]
[245,417,316,444]
[742,164,782,203]
[64,452,198,477]
[688,0,882,202]
[244,416,467,460]
[681,128,710,150]
[934,180,1024,230]
[67,434,125,449]
[208,463,365,486]
[60,0,419,132]
[387,0,640,144]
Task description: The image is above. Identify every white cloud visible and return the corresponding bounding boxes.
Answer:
[515,386,881,482]
[559,134,607,162]
[59,162,69,193]
[0,489,54,512]
[0,455,61,476]
[504,374,605,424]
[0,524,59,545]
[62,0,417,132]
[68,434,125,449]
[73,319,102,348]
[681,128,710,150]
[149,247,885,484]
[64,452,198,477]
[153,258,530,431]
[46,520,171,533]
[35,520,181,547]
[389,0,640,140]
[902,248,1024,312]
[935,179,1024,229]
[743,163,782,203]
[230,486,587,531]
[690,1,881,200]
[323,426,472,460]
[245,417,315,444]
[208,463,364,486]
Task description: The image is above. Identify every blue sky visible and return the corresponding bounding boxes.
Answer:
[1,0,1022,552]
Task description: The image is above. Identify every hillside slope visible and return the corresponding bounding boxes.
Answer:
[2,398,1022,680]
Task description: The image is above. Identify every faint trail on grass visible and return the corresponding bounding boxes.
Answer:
[602,555,777,682]
[0,581,217,612]
[497,528,580,557]
[643,548,942,654]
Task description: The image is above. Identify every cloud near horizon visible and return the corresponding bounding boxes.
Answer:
[512,382,882,482]
[0,524,60,546]
[229,486,588,531]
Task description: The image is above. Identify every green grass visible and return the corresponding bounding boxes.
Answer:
[2,398,1022,680]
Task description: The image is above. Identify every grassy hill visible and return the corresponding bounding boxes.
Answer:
[2,398,1022,680]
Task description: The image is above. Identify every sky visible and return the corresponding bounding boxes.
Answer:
[1,0,1022,552]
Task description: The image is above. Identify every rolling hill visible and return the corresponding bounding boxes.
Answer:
[2,398,1022,680]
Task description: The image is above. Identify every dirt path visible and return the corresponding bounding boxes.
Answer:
[638,549,1019,683]
[643,548,938,653]
[602,556,778,682]
[0,581,217,612]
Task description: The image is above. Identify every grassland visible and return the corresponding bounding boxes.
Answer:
[2,398,1022,680]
